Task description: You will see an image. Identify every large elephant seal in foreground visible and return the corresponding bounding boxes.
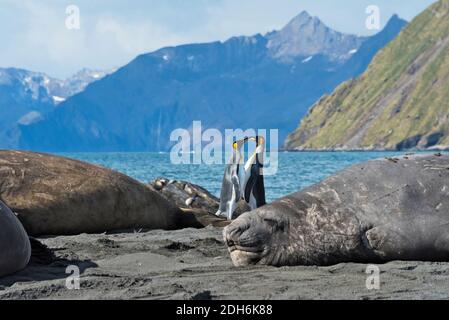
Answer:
[224,154,449,266]
[0,151,180,236]
[0,200,31,277]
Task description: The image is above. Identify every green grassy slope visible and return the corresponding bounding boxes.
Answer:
[285,0,449,151]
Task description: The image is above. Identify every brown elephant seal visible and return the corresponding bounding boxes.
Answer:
[0,150,180,236]
[0,200,31,277]
[148,178,248,228]
[149,178,220,214]
[149,177,250,216]
[224,154,449,266]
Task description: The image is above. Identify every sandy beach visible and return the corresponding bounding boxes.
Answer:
[1,226,448,300]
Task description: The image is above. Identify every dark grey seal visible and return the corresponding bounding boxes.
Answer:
[0,200,31,277]
[224,154,449,266]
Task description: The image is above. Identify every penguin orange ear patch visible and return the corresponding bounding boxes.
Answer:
[233,142,237,149]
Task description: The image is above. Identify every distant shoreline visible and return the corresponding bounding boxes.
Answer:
[11,147,439,154]
[281,147,449,153]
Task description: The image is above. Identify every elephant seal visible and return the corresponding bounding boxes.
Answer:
[148,177,248,228]
[0,200,31,277]
[0,150,180,236]
[224,154,449,266]
[149,178,221,215]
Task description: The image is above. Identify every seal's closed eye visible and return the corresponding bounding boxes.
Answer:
[263,217,285,231]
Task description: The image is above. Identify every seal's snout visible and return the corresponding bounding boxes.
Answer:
[223,227,235,248]
[223,215,271,267]
[223,220,250,249]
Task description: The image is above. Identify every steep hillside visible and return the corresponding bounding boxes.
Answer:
[286,0,449,151]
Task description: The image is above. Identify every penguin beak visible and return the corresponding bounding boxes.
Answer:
[232,137,249,151]
[231,136,265,169]
[232,136,265,152]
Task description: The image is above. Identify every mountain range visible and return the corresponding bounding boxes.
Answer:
[5,11,407,152]
[0,68,111,148]
[285,0,449,151]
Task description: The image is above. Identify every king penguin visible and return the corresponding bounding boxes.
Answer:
[215,136,266,220]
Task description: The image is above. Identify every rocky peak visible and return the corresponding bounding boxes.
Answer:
[266,11,365,62]
[283,11,319,30]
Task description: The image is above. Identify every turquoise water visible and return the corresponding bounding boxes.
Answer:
[59,151,433,202]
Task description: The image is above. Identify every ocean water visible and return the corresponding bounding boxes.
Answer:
[59,151,433,202]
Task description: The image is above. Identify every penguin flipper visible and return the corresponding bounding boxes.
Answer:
[225,169,241,220]
[216,163,237,218]
[253,172,266,207]
[231,173,241,201]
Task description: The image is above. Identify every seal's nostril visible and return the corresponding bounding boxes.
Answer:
[229,228,240,239]
[224,221,252,248]
[223,226,236,247]
[230,223,250,238]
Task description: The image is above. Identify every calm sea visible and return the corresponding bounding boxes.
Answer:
[59,151,435,202]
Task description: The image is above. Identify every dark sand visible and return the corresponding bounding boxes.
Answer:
[1,226,448,300]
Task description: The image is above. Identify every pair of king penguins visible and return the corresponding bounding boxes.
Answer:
[215,136,266,220]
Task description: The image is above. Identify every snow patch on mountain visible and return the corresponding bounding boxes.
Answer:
[52,96,66,103]
[18,111,43,125]
[302,56,314,63]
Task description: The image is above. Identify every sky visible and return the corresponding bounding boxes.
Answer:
[0,0,437,79]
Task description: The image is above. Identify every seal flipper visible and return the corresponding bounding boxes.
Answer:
[365,226,428,261]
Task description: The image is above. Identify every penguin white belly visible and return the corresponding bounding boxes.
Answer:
[247,192,258,210]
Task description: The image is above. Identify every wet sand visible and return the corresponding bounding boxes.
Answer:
[1,226,448,300]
